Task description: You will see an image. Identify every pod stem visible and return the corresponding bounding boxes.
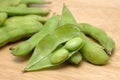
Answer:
[22,69,28,73]
[9,47,13,50]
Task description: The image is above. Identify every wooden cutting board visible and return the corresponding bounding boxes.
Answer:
[0,0,120,80]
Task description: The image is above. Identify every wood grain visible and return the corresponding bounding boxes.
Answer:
[0,0,120,80]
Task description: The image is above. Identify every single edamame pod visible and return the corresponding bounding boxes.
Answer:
[78,23,115,54]
[11,15,59,56]
[60,5,83,64]
[0,15,43,47]
[5,15,47,25]
[65,37,83,51]
[24,24,81,71]
[79,32,110,65]
[0,12,7,26]
[0,6,49,16]
[68,52,82,64]
[50,48,69,64]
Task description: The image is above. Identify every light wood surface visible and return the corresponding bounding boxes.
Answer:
[0,0,120,80]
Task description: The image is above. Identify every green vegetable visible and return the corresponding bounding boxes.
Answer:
[0,12,7,26]
[79,32,110,65]
[50,48,69,64]
[78,23,115,54]
[0,6,49,16]
[5,15,47,24]
[60,5,109,65]
[25,24,81,71]
[11,15,60,56]
[60,5,83,64]
[65,37,83,51]
[0,15,43,47]
[68,52,82,64]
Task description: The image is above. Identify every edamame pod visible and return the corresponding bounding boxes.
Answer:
[65,37,83,51]
[78,23,115,54]
[0,12,7,26]
[5,15,47,25]
[25,24,81,71]
[0,15,43,47]
[0,6,49,16]
[79,32,110,65]
[60,5,83,64]
[11,15,59,56]
[50,48,69,64]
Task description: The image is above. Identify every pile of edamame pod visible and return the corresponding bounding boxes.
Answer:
[0,0,115,72]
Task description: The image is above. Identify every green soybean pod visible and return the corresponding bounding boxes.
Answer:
[25,24,81,71]
[0,6,49,16]
[11,15,59,56]
[60,5,82,64]
[5,15,47,25]
[78,23,115,54]
[0,15,43,47]
[79,32,110,65]
[50,48,69,64]
[0,23,43,47]
[65,37,83,51]
[0,12,7,26]
[68,52,82,64]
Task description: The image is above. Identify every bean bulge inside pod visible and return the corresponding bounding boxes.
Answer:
[65,37,83,51]
[50,48,69,64]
